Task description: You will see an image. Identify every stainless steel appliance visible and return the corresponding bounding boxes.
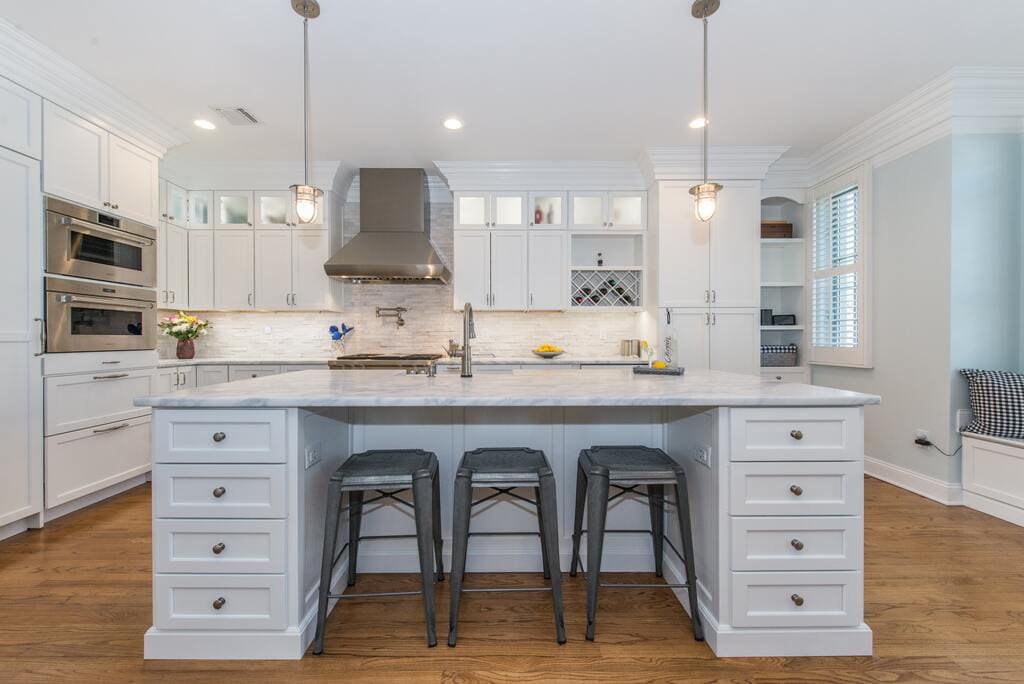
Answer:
[328,353,442,375]
[44,277,157,353]
[45,196,157,288]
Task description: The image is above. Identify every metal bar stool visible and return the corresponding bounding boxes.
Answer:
[448,447,566,646]
[569,445,704,642]
[314,449,444,653]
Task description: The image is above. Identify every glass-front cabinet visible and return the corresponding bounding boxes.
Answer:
[490,192,526,229]
[165,182,188,229]
[528,192,565,228]
[455,193,488,228]
[570,192,606,230]
[608,192,645,230]
[570,191,645,230]
[188,190,213,229]
[255,190,292,228]
[454,192,528,229]
[214,191,254,229]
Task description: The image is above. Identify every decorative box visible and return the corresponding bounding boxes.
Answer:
[761,343,798,367]
[761,221,793,239]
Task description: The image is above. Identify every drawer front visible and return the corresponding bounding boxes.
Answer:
[44,368,153,435]
[730,407,862,461]
[154,409,286,463]
[153,519,286,574]
[153,574,286,630]
[760,369,810,384]
[731,571,863,627]
[730,517,863,571]
[153,464,286,518]
[196,365,230,387]
[730,461,862,516]
[44,415,151,508]
[228,365,281,381]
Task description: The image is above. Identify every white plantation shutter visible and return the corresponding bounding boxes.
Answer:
[809,166,871,367]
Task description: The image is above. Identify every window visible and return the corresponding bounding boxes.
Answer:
[809,165,872,367]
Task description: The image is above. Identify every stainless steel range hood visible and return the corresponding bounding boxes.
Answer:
[323,168,451,283]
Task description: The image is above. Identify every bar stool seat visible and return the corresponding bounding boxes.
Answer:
[448,448,566,646]
[570,445,704,642]
[313,449,443,653]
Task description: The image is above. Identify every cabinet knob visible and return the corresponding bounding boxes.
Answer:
[529,221,534,226]
[213,431,226,443]
[112,203,119,209]
[790,429,804,440]
[775,375,783,381]
[790,593,804,607]
[789,484,803,496]
[212,542,226,555]
[212,597,226,610]
[791,538,804,551]
[103,201,110,207]
[212,486,226,498]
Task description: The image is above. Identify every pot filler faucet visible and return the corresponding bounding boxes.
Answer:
[461,302,475,378]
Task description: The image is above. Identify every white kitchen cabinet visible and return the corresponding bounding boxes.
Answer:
[214,231,255,309]
[163,181,188,228]
[188,230,215,310]
[0,74,41,159]
[291,229,330,309]
[255,190,293,228]
[454,193,488,229]
[0,146,41,527]
[109,135,160,225]
[491,192,527,229]
[527,192,566,229]
[196,365,230,387]
[228,365,281,382]
[655,181,709,308]
[528,231,566,310]
[44,367,154,436]
[454,192,528,229]
[664,309,711,371]
[155,366,197,394]
[570,191,645,230]
[188,190,214,229]
[215,191,254,229]
[254,230,292,309]
[164,223,189,308]
[665,308,759,376]
[489,230,528,309]
[708,183,761,307]
[453,230,491,309]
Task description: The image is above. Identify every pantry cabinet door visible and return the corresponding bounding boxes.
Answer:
[657,181,710,308]
[666,309,710,370]
[214,231,255,309]
[710,309,759,375]
[254,230,293,310]
[489,230,528,310]
[108,135,159,226]
[709,182,760,308]
[42,101,108,212]
[291,229,330,309]
[164,224,189,309]
[187,230,215,310]
[528,231,566,310]
[453,230,490,309]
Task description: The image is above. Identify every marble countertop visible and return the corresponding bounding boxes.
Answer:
[157,357,332,368]
[137,367,880,409]
[156,356,645,368]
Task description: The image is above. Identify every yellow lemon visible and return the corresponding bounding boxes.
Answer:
[652,361,668,369]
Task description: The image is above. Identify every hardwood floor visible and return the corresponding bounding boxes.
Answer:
[2,477,1024,682]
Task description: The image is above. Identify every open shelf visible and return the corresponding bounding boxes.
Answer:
[761,325,804,331]
[761,281,804,288]
[570,269,641,307]
[760,237,805,245]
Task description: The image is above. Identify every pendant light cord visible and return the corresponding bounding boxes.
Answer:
[303,7,310,186]
[702,11,709,185]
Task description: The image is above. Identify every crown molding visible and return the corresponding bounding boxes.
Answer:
[159,160,342,191]
[0,19,188,157]
[344,173,451,204]
[434,160,647,192]
[639,146,789,185]
[761,158,810,203]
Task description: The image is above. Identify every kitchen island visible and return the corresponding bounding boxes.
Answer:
[137,368,879,659]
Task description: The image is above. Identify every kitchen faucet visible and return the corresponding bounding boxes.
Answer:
[461,302,475,377]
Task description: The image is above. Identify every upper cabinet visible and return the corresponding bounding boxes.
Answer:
[528,192,566,229]
[255,190,292,228]
[0,75,41,159]
[188,190,213,229]
[215,191,254,229]
[162,181,188,228]
[42,101,159,226]
[570,191,645,231]
[455,192,529,229]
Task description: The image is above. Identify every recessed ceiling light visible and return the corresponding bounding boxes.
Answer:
[193,119,216,131]
[688,117,708,129]
[443,117,464,131]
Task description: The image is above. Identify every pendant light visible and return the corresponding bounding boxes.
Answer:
[290,0,323,224]
[689,0,722,223]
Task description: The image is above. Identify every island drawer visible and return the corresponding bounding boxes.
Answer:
[153,574,287,630]
[729,407,862,462]
[730,516,862,571]
[153,409,287,464]
[729,461,862,516]
[731,571,863,628]
[153,464,286,518]
[153,519,286,574]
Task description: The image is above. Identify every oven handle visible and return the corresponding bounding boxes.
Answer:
[60,216,154,248]
[57,294,155,310]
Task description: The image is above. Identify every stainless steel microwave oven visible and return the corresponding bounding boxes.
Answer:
[45,196,157,288]
[44,277,157,353]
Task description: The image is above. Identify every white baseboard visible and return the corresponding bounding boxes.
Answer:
[0,517,32,543]
[864,456,963,505]
[962,491,1024,527]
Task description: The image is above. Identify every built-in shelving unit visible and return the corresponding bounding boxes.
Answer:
[569,231,644,308]
[760,196,809,381]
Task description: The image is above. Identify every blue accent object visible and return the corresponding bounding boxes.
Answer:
[329,325,339,333]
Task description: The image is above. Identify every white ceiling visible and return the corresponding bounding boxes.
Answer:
[2,0,1023,169]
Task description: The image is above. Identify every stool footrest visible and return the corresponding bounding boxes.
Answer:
[599,582,689,589]
[329,589,424,599]
[467,530,541,537]
[462,587,552,594]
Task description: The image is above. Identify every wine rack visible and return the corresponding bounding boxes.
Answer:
[570,269,642,307]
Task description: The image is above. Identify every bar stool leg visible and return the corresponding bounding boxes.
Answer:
[447,468,473,647]
[648,484,665,578]
[538,469,566,644]
[672,470,704,641]
[584,466,610,641]
[569,461,587,577]
[432,470,444,581]
[534,486,551,580]
[347,490,364,587]
[412,471,438,647]
[313,479,344,655]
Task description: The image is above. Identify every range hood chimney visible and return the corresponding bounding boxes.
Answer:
[323,168,451,283]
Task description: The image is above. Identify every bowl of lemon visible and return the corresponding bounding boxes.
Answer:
[532,344,564,359]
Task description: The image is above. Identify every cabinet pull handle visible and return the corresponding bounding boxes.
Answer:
[169,291,175,303]
[704,289,709,303]
[704,312,710,325]
[212,597,226,610]
[711,313,716,325]
[92,422,130,434]
[112,204,119,210]
[248,293,254,306]
[212,432,227,443]
[93,373,129,380]
[789,484,803,496]
[790,429,804,440]
[711,289,716,303]
[775,375,783,380]
[101,360,121,365]
[791,539,804,551]
[212,542,226,555]
[790,593,804,607]
[34,317,46,356]
[212,486,226,498]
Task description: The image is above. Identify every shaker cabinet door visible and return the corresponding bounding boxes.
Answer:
[528,231,566,310]
[42,101,108,212]
[489,230,528,310]
[254,230,292,310]
[214,231,255,309]
[291,229,329,309]
[453,231,490,310]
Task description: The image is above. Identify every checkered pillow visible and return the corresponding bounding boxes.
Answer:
[960,369,1024,439]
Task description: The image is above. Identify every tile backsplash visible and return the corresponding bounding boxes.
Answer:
[158,201,642,360]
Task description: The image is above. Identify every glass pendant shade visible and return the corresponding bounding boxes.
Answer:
[689,182,722,222]
[290,184,323,223]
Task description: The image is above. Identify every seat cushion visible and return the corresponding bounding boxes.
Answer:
[332,449,436,487]
[960,369,1024,439]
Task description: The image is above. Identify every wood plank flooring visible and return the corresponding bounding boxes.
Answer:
[2,477,1024,682]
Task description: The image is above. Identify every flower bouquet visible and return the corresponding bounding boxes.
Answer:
[158,312,211,359]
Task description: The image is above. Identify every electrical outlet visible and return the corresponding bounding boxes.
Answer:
[914,429,930,443]
[304,442,322,469]
[956,409,972,431]
[599,328,608,341]
[694,445,711,468]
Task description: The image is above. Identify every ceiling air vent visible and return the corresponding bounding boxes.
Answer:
[211,106,261,126]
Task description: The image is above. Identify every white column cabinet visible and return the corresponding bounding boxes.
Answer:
[164,223,189,308]
[291,229,330,309]
[254,230,293,309]
[489,230,528,309]
[665,308,759,376]
[187,230,215,310]
[528,231,566,310]
[214,231,255,309]
[453,230,491,309]
[708,183,761,307]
